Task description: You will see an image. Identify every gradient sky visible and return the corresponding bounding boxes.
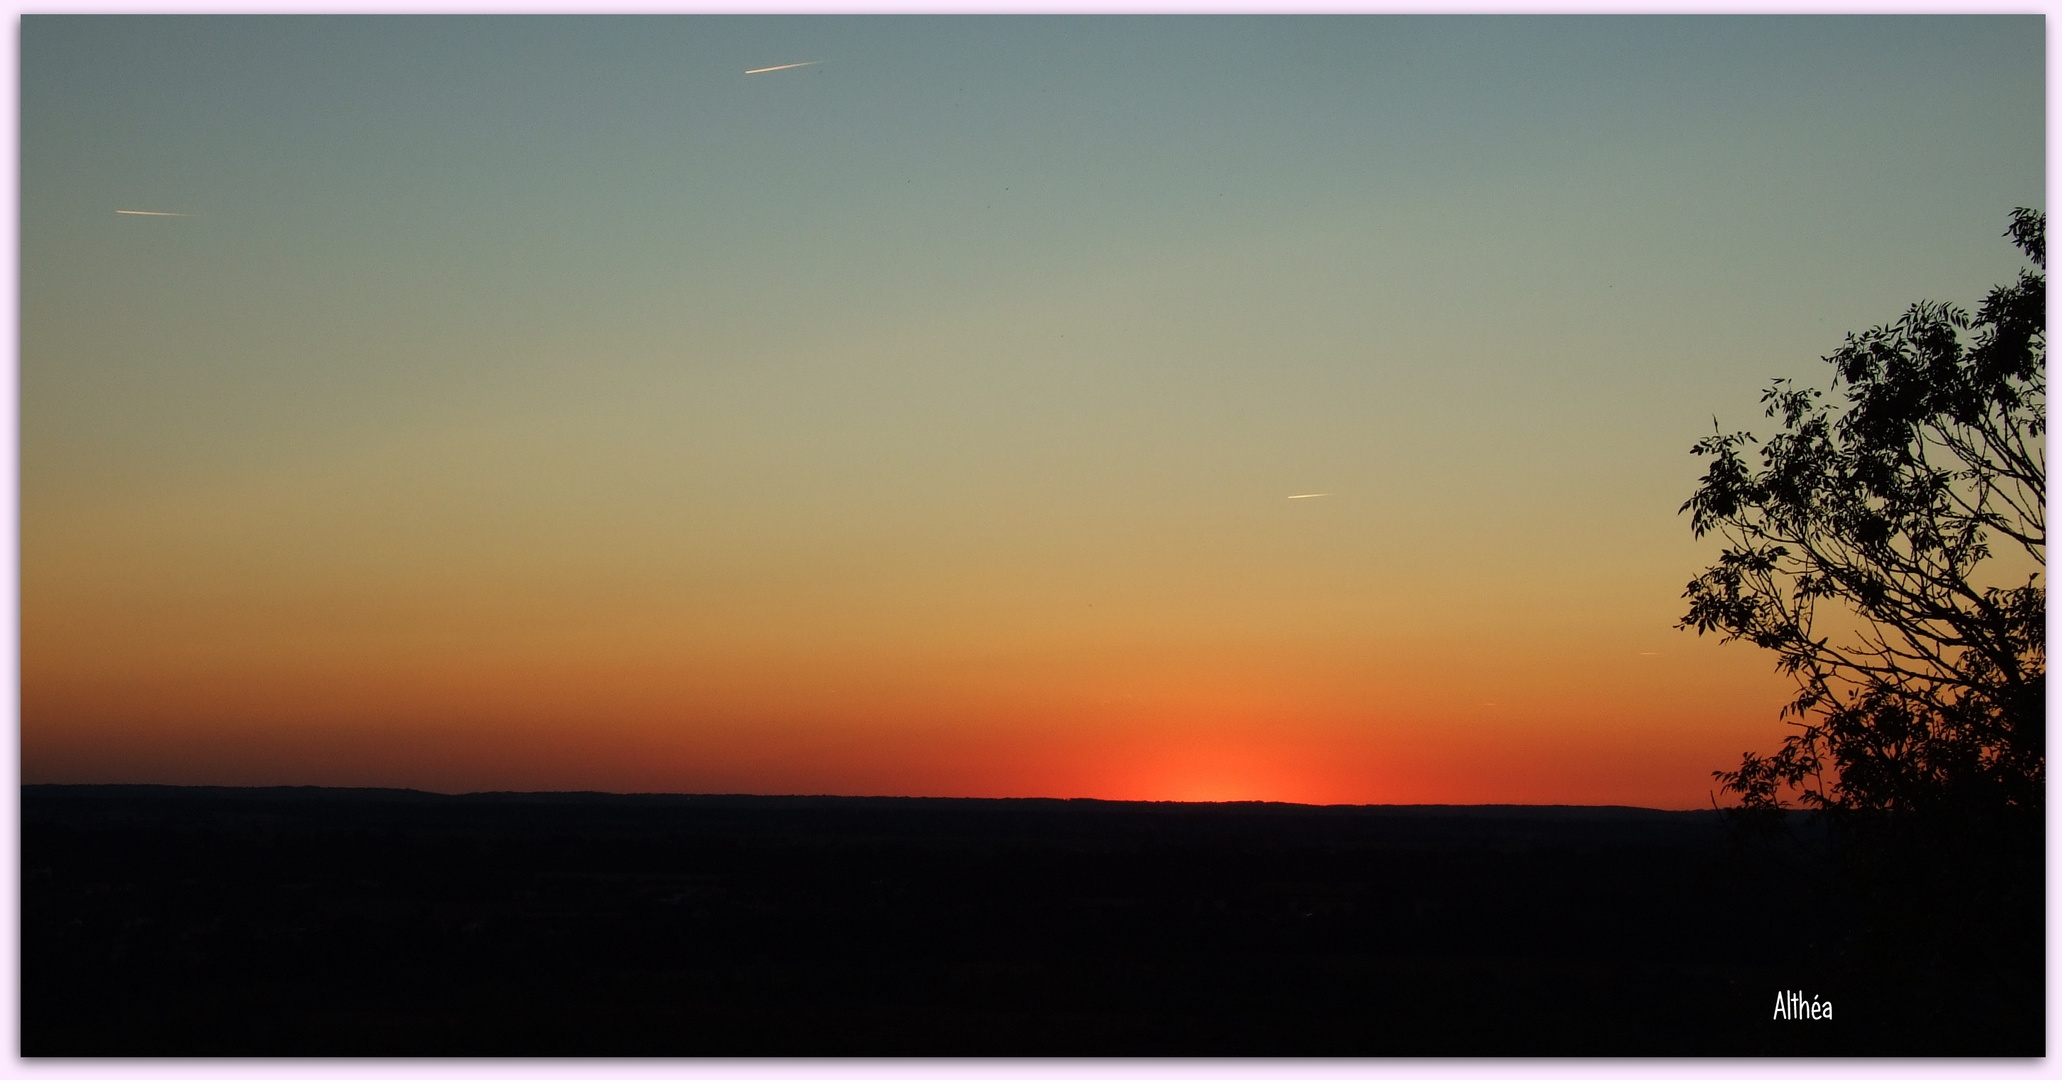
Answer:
[20,15,2045,807]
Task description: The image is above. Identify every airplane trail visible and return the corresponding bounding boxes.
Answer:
[1286,493,1331,499]
[745,61,821,74]
[115,210,191,216]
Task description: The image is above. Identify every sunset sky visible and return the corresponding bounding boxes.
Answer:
[20,15,2045,807]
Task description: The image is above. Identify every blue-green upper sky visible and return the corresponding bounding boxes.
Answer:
[28,16,2042,495]
[21,16,2046,803]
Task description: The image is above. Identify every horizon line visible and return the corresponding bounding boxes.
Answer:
[21,781,1714,812]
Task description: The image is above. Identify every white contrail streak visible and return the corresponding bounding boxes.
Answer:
[1286,493,1331,499]
[745,61,821,74]
[115,209,191,216]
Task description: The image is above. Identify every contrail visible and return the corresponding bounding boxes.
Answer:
[115,209,191,216]
[1286,493,1331,499]
[745,61,820,74]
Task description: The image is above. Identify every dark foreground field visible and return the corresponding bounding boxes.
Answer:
[22,784,2042,1056]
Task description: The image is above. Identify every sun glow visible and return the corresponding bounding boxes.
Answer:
[1120,740,1336,804]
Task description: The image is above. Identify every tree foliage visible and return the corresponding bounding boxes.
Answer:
[1682,209,2045,816]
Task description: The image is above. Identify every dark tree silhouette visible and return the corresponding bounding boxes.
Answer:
[1682,209,2045,816]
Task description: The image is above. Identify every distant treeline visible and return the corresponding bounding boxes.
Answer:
[22,784,2033,1056]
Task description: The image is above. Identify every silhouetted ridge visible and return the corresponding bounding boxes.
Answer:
[24,783,2027,1054]
[24,783,1711,818]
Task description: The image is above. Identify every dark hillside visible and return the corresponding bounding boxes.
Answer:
[21,785,2038,1055]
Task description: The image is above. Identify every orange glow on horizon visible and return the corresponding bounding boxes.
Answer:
[22,645,1792,810]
